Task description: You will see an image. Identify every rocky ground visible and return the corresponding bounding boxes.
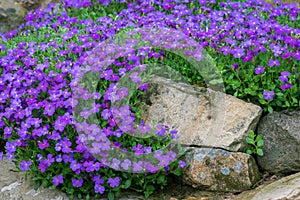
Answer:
[1,158,299,200]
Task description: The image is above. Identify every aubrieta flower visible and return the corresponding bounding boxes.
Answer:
[52,174,64,186]
[255,65,264,75]
[263,90,275,100]
[20,160,32,171]
[280,83,293,90]
[178,160,186,168]
[72,178,83,187]
[121,159,131,171]
[107,177,120,188]
[269,59,280,67]
[279,71,290,82]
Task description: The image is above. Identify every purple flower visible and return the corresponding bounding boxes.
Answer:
[52,174,64,186]
[72,178,83,187]
[255,65,264,75]
[54,117,67,132]
[280,83,292,90]
[4,127,12,139]
[101,69,113,80]
[263,90,275,100]
[133,161,144,173]
[129,72,141,83]
[279,71,290,82]
[107,177,120,188]
[94,183,105,194]
[38,160,50,172]
[178,160,186,168]
[110,158,120,170]
[231,63,238,69]
[20,160,32,171]
[121,159,131,171]
[158,155,171,167]
[154,124,166,137]
[232,48,244,58]
[132,144,144,155]
[269,59,280,67]
[292,51,300,60]
[170,130,178,139]
[38,139,49,149]
[85,161,100,172]
[70,161,81,172]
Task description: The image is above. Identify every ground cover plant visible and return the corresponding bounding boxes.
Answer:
[0,0,300,199]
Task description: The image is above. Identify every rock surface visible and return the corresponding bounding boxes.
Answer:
[0,158,235,200]
[0,0,60,33]
[0,0,27,33]
[257,110,300,175]
[236,172,300,200]
[0,159,70,200]
[140,76,262,152]
[182,147,261,192]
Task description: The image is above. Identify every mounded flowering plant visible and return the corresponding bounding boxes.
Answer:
[0,1,224,199]
[0,0,300,199]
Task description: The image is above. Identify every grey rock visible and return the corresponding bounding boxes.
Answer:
[182,148,261,192]
[236,172,300,200]
[0,159,70,200]
[0,0,27,33]
[257,110,300,175]
[139,76,262,152]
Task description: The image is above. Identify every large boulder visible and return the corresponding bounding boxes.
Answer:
[182,148,261,192]
[257,110,300,175]
[236,172,300,200]
[139,76,262,152]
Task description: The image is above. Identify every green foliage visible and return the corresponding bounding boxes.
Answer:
[246,130,264,156]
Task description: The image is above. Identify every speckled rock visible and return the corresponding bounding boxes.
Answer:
[236,172,300,200]
[140,76,262,152]
[182,148,261,192]
[257,110,300,175]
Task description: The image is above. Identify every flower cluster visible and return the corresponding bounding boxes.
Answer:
[0,0,299,199]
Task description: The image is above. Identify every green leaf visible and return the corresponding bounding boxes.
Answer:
[276,92,284,96]
[249,130,255,138]
[157,175,165,184]
[124,180,131,189]
[108,192,114,200]
[259,99,267,105]
[144,185,155,198]
[172,168,183,176]
[246,149,253,154]
[42,179,48,187]
[34,181,41,190]
[257,139,264,147]
[268,106,273,113]
[246,137,254,145]
[255,134,263,142]
[256,149,264,156]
